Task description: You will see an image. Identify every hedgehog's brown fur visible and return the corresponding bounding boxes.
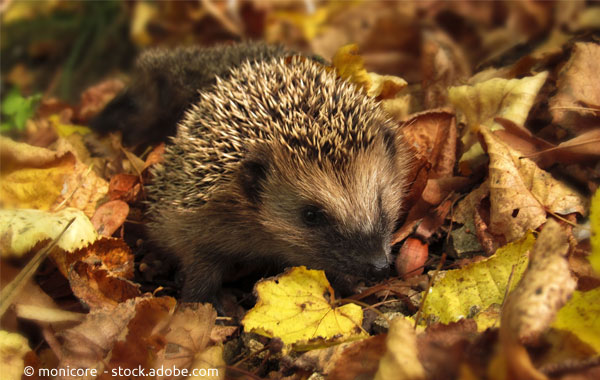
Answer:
[147,55,412,302]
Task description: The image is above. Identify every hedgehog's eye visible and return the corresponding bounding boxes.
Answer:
[301,205,327,227]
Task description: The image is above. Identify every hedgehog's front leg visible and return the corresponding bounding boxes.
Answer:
[179,255,224,303]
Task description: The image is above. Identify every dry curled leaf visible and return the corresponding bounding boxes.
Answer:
[374,317,425,380]
[481,126,587,242]
[549,42,600,132]
[242,266,366,351]
[501,219,577,380]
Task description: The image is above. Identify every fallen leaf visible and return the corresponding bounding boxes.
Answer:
[421,29,471,108]
[500,219,577,380]
[327,334,387,380]
[188,345,224,380]
[590,188,600,274]
[501,219,576,344]
[332,44,407,98]
[423,233,535,325]
[91,200,130,237]
[77,79,125,122]
[69,260,140,309]
[332,44,371,93]
[481,126,587,242]
[417,320,478,379]
[0,330,32,380]
[0,208,97,259]
[0,137,108,217]
[396,238,428,278]
[105,297,177,379]
[374,317,425,380]
[552,288,600,353]
[49,114,91,137]
[549,42,600,132]
[449,71,548,173]
[0,137,76,210]
[108,174,141,202]
[401,109,457,179]
[57,298,142,375]
[242,266,366,351]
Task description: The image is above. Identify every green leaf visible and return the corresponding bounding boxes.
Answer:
[1,88,41,131]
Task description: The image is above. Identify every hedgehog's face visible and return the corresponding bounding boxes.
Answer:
[239,133,409,281]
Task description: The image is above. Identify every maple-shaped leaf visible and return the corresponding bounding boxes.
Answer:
[242,266,366,351]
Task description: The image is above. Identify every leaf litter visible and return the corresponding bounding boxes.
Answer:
[1,2,600,379]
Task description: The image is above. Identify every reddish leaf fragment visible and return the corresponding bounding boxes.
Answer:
[91,200,130,237]
[69,261,140,309]
[77,79,125,122]
[396,238,428,278]
[108,174,141,202]
[142,143,165,173]
[401,109,457,178]
[328,334,387,380]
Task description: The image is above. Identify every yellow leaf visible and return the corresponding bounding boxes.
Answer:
[1,138,76,210]
[553,288,600,353]
[449,71,548,173]
[481,126,587,242]
[49,114,91,137]
[423,233,535,324]
[367,72,407,99]
[0,208,97,258]
[0,330,31,380]
[332,44,371,94]
[130,1,158,47]
[242,266,366,351]
[273,7,330,41]
[590,188,600,274]
[449,71,548,133]
[374,317,425,380]
[0,137,108,217]
[501,219,576,343]
[332,44,407,99]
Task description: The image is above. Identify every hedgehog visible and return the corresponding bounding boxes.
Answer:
[144,44,412,302]
[91,43,289,146]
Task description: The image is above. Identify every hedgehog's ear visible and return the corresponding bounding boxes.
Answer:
[239,154,269,204]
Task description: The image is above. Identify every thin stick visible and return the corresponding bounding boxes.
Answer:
[0,218,76,317]
[414,253,446,329]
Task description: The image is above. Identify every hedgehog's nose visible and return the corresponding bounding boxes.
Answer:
[368,255,391,280]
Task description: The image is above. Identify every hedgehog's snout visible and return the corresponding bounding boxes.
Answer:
[366,251,391,280]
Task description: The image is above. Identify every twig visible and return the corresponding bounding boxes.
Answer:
[0,218,76,317]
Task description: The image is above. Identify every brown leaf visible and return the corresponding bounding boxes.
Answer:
[396,238,428,278]
[77,79,125,123]
[142,143,165,173]
[69,261,141,308]
[53,237,134,279]
[417,320,478,380]
[401,109,457,179]
[91,200,130,237]
[421,29,471,108]
[103,297,178,380]
[481,126,587,242]
[152,303,223,378]
[501,219,577,380]
[57,298,142,374]
[327,334,387,380]
[108,174,141,202]
[550,42,600,132]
